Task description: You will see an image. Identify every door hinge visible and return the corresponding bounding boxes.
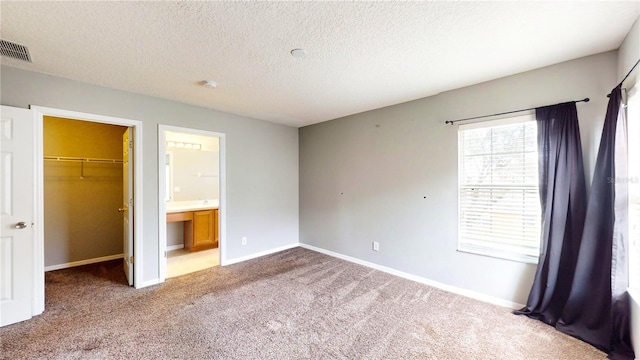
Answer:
[129,198,133,206]
[129,141,133,149]
[164,250,168,258]
[129,256,134,264]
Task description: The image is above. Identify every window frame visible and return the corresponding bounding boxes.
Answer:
[457,113,541,264]
[627,83,639,297]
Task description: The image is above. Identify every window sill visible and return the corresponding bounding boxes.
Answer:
[457,247,539,265]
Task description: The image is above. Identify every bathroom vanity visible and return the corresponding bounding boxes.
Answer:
[166,200,219,251]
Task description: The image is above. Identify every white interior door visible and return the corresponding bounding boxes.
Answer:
[122,128,133,286]
[0,106,34,326]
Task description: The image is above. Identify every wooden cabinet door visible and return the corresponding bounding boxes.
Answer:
[193,210,215,250]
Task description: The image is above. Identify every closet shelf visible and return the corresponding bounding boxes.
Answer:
[44,156,123,164]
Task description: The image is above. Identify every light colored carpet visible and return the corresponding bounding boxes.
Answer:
[0,247,606,359]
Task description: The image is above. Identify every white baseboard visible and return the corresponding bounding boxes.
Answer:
[222,243,299,266]
[44,254,124,272]
[166,244,184,251]
[299,243,524,310]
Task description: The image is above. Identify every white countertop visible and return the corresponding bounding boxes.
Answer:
[165,200,219,213]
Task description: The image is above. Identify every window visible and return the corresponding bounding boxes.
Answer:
[628,84,639,295]
[458,114,541,263]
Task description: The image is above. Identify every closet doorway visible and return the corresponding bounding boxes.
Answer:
[42,116,133,284]
[158,125,225,280]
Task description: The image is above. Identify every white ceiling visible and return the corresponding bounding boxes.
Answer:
[1,2,638,127]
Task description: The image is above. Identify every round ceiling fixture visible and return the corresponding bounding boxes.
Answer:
[290,48,306,58]
[202,80,217,89]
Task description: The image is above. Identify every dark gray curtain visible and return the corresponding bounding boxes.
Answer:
[514,102,587,324]
[556,85,634,360]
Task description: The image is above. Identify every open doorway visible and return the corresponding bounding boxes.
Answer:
[42,116,133,285]
[42,116,130,283]
[32,106,143,315]
[158,125,225,279]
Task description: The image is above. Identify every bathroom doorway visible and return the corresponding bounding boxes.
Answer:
[158,125,225,279]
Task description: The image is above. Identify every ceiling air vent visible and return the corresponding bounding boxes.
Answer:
[0,39,32,63]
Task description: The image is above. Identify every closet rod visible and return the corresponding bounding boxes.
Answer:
[44,156,123,164]
[445,97,590,125]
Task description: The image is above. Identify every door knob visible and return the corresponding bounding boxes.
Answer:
[118,208,125,213]
[15,222,28,229]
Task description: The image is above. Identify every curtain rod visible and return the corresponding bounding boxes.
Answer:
[618,58,639,88]
[445,98,590,125]
[607,58,639,98]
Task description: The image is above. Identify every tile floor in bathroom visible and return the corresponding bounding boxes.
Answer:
[166,247,219,278]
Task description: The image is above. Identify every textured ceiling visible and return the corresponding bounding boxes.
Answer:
[1,2,639,127]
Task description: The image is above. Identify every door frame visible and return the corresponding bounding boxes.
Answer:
[32,106,143,314]
[158,124,226,281]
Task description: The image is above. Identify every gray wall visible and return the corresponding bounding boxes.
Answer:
[299,51,618,305]
[619,17,639,86]
[1,66,299,285]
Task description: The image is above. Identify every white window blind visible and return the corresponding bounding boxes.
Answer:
[458,115,541,263]
[627,84,640,294]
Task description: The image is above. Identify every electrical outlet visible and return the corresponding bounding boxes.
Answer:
[242,237,247,246]
[372,241,379,251]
